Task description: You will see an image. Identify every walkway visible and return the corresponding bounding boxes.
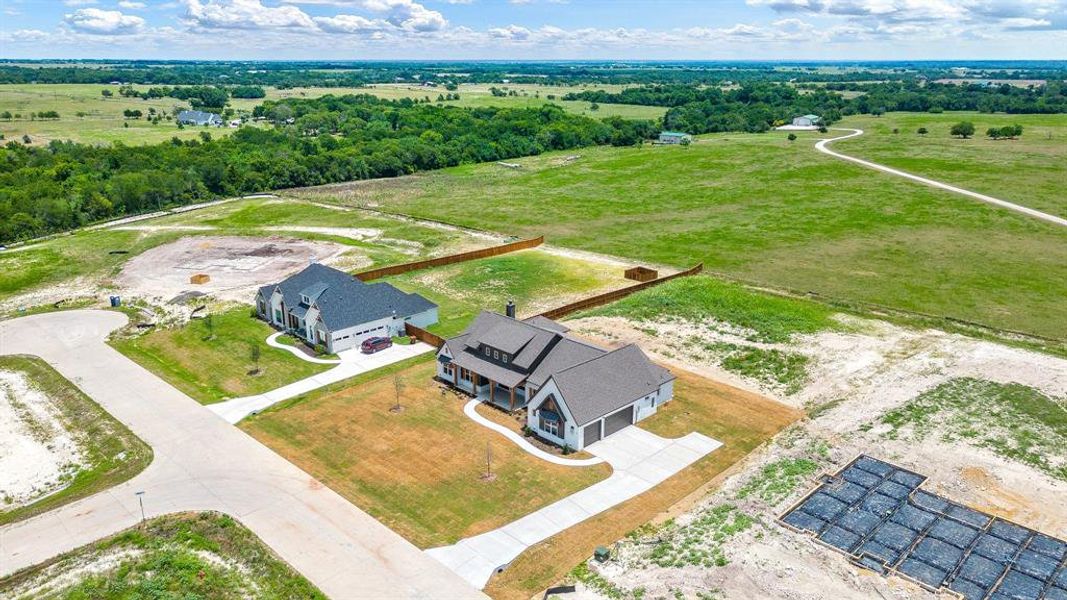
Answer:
[210,340,434,423]
[426,426,721,589]
[265,331,340,364]
[0,310,482,600]
[815,128,1067,228]
[462,399,605,467]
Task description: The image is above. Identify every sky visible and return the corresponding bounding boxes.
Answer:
[1,0,1065,60]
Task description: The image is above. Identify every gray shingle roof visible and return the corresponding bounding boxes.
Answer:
[259,263,436,332]
[526,337,605,390]
[549,344,674,426]
[460,312,558,371]
[177,110,222,125]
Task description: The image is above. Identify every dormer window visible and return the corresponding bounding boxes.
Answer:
[301,294,311,305]
[502,354,509,364]
[484,346,491,357]
[493,350,499,360]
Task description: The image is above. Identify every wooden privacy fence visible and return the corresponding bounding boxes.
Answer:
[539,263,704,320]
[354,236,544,282]
[405,322,445,348]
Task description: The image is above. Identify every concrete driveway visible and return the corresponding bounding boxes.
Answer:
[210,339,434,423]
[426,426,721,589]
[0,310,483,600]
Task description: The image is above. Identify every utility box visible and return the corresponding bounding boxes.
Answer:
[189,273,211,285]
[624,266,658,282]
[594,546,610,562]
[109,295,121,307]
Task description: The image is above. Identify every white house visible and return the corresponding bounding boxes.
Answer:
[657,131,693,145]
[436,309,674,450]
[256,263,438,353]
[177,110,224,127]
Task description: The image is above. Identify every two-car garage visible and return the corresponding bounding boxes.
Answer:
[582,405,634,447]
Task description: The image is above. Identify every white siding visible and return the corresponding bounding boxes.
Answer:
[526,379,580,450]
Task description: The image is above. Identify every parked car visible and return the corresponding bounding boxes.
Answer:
[361,336,393,354]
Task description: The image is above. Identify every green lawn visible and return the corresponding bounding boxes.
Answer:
[836,112,1067,218]
[294,126,1067,341]
[0,512,324,599]
[111,308,330,404]
[0,356,152,525]
[386,249,631,337]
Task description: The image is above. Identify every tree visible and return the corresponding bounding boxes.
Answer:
[22,134,31,144]
[589,102,600,111]
[391,374,404,412]
[986,127,1002,140]
[917,127,928,136]
[101,89,113,98]
[787,133,797,141]
[950,121,975,138]
[202,314,214,340]
[249,342,261,375]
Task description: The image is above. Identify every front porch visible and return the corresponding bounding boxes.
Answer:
[441,361,526,412]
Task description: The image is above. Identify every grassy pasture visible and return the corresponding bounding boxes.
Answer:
[0,512,324,599]
[0,83,245,146]
[294,127,1067,341]
[485,367,801,599]
[240,360,612,548]
[111,308,330,405]
[837,112,1067,218]
[0,356,152,525]
[386,249,632,337]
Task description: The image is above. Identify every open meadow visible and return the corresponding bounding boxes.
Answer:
[293,125,1067,342]
[836,111,1067,218]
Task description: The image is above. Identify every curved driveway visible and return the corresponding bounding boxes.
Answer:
[0,310,483,600]
[816,128,1067,228]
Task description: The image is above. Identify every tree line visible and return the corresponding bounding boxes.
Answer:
[0,97,655,244]
[113,84,265,111]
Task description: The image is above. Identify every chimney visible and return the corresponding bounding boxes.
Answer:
[505,300,516,319]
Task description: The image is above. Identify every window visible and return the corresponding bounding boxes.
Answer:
[484,346,491,356]
[502,354,509,364]
[493,350,499,360]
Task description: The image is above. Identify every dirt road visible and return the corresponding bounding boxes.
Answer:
[816,128,1067,227]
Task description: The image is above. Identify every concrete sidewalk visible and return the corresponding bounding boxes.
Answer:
[209,340,434,423]
[462,399,605,467]
[0,310,482,600]
[426,426,721,589]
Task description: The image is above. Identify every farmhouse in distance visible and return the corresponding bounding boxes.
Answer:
[256,263,438,353]
[177,109,224,127]
[437,306,675,451]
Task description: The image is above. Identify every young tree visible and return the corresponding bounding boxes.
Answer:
[787,133,797,141]
[101,89,113,98]
[950,121,975,138]
[249,342,261,374]
[986,127,1001,140]
[917,127,928,136]
[589,102,600,111]
[392,373,404,412]
[203,314,214,340]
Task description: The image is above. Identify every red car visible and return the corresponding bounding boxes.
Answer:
[360,336,393,354]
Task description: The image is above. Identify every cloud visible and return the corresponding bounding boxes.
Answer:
[487,24,531,39]
[183,0,317,30]
[64,8,146,33]
[118,1,147,8]
[63,0,98,6]
[362,0,447,31]
[314,13,388,33]
[748,0,1067,27]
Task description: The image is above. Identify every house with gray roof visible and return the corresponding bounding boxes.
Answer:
[177,110,223,127]
[255,263,438,353]
[436,305,674,450]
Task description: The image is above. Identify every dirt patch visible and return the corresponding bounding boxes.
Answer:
[0,370,85,508]
[113,235,349,304]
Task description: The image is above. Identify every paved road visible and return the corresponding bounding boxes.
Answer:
[0,310,483,600]
[427,426,721,589]
[816,128,1067,228]
[210,337,434,423]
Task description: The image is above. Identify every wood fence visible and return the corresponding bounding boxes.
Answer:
[539,263,704,320]
[354,236,544,282]
[405,322,445,348]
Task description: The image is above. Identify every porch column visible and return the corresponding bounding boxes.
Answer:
[488,379,495,403]
[509,386,515,411]
[452,365,458,386]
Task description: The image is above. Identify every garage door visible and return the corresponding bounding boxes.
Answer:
[583,422,601,446]
[603,405,634,438]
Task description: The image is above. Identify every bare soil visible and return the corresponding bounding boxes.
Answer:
[113,235,349,304]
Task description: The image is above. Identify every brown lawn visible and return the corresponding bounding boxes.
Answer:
[239,360,612,549]
[484,367,803,600]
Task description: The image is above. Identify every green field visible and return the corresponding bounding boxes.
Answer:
[386,249,630,337]
[293,127,1067,341]
[837,112,1067,218]
[1,82,662,146]
[0,83,247,146]
[0,512,324,599]
[111,307,331,405]
[0,356,152,525]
